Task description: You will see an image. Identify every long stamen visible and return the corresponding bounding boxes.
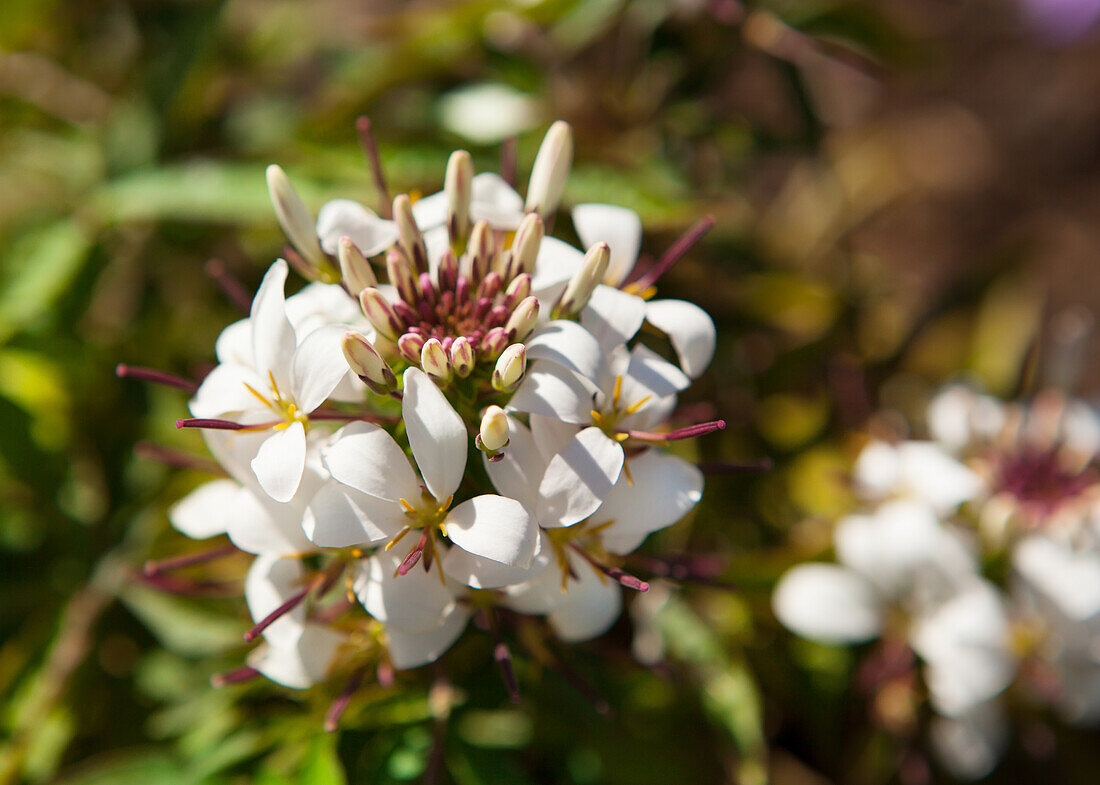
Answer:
[630,215,715,291]
[135,571,238,597]
[175,417,249,431]
[484,608,520,703]
[569,544,649,592]
[396,530,429,576]
[624,419,726,442]
[142,544,238,577]
[244,583,313,642]
[211,665,260,687]
[356,116,392,218]
[204,258,253,313]
[500,136,518,187]
[116,364,198,393]
[324,666,367,732]
[134,442,226,475]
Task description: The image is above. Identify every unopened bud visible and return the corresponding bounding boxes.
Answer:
[438,249,459,292]
[359,287,404,341]
[503,273,531,309]
[338,236,377,293]
[421,338,452,384]
[450,336,475,378]
[476,405,510,456]
[398,333,426,365]
[341,332,396,394]
[524,121,572,217]
[386,248,418,306]
[266,164,325,266]
[483,326,509,359]
[445,150,473,248]
[478,271,502,301]
[393,194,429,275]
[505,296,540,341]
[554,242,609,318]
[492,344,526,392]
[467,219,493,282]
[512,213,544,276]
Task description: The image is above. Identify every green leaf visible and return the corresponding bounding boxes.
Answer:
[119,584,245,657]
[300,735,346,785]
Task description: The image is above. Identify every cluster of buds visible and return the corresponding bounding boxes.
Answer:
[123,119,735,730]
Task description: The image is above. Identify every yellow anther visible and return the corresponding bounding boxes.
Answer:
[624,395,651,415]
[623,461,635,486]
[438,495,454,512]
[385,526,412,551]
[612,375,623,408]
[438,522,449,539]
[243,382,272,407]
[614,432,629,442]
[590,410,604,425]
[399,498,416,514]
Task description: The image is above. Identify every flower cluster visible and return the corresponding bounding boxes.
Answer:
[127,121,723,721]
[773,383,1100,779]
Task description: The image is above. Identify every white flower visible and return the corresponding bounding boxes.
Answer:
[927,384,1007,452]
[929,701,1009,781]
[438,83,539,145]
[412,173,526,232]
[309,368,539,584]
[244,554,345,689]
[315,199,398,258]
[853,439,984,515]
[190,261,366,502]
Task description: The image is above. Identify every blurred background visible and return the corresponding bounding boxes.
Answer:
[2,0,1099,783]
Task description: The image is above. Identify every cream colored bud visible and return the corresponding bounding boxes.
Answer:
[524,121,573,217]
[467,219,493,282]
[503,273,531,308]
[450,337,475,378]
[512,213,544,276]
[505,296,540,341]
[266,164,325,266]
[359,287,403,341]
[397,333,426,365]
[338,236,377,293]
[482,326,509,359]
[492,343,526,392]
[421,338,452,384]
[445,150,473,247]
[478,405,510,453]
[393,194,429,275]
[554,242,609,318]
[386,248,418,306]
[341,332,396,394]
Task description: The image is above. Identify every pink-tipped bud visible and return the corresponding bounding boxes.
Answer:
[554,242,609,318]
[420,338,452,384]
[338,236,377,293]
[342,332,396,394]
[477,405,510,454]
[359,287,404,341]
[478,270,503,301]
[482,326,509,359]
[398,333,426,365]
[393,194,429,275]
[524,121,572,217]
[446,150,473,248]
[266,164,325,267]
[505,296,540,341]
[450,336,475,378]
[492,344,526,392]
[438,249,459,292]
[503,273,532,309]
[386,248,418,306]
[467,219,493,282]
[512,213,544,276]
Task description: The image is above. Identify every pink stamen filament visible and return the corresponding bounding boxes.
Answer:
[135,570,238,597]
[630,215,716,291]
[211,665,260,687]
[484,608,520,703]
[623,419,726,443]
[356,116,392,219]
[569,544,649,592]
[204,258,253,313]
[324,666,367,732]
[116,364,198,393]
[243,562,343,644]
[396,530,430,576]
[143,543,238,577]
[176,417,246,431]
[134,442,226,475]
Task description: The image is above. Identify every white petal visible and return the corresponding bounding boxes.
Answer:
[772,564,883,643]
[531,236,585,291]
[502,550,560,614]
[644,299,717,379]
[571,204,642,287]
[249,624,345,689]
[506,365,593,424]
[168,480,239,539]
[483,416,543,509]
[188,363,268,420]
[411,189,447,231]
[536,427,624,527]
[444,495,538,567]
[621,344,691,403]
[245,554,306,644]
[897,441,984,513]
[386,605,471,670]
[1013,535,1100,621]
[251,422,307,503]
[469,173,525,229]
[214,319,252,366]
[580,285,647,352]
[225,487,315,556]
[595,450,704,555]
[852,440,901,498]
[529,413,581,463]
[285,282,364,333]
[353,552,456,634]
[403,368,467,501]
[442,532,546,589]
[548,556,624,642]
[250,260,297,391]
[929,702,1008,781]
[323,421,419,502]
[525,320,604,382]
[303,481,404,548]
[291,324,354,413]
[440,84,538,145]
[315,199,398,257]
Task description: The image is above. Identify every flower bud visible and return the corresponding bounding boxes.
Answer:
[359,287,404,341]
[266,164,325,267]
[524,121,572,217]
[398,333,426,365]
[450,336,475,378]
[482,326,509,359]
[420,338,452,384]
[393,194,429,275]
[512,213,544,276]
[503,273,531,309]
[341,332,396,394]
[338,236,377,293]
[505,296,540,341]
[554,242,609,318]
[492,344,526,392]
[477,271,503,301]
[386,248,418,306]
[467,219,493,282]
[476,405,510,456]
[437,249,459,292]
[445,150,473,248]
